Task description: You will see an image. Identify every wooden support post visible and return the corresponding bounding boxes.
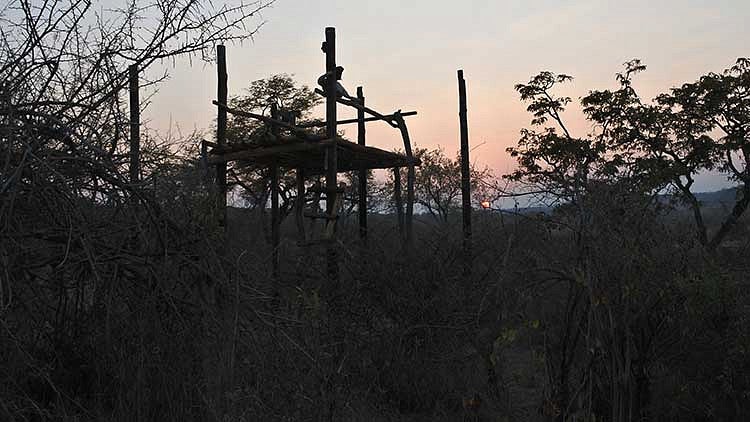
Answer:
[394,113,415,246]
[321,30,341,421]
[458,70,472,276]
[128,64,140,184]
[270,104,281,279]
[216,45,228,231]
[324,27,339,282]
[393,167,404,234]
[357,86,367,241]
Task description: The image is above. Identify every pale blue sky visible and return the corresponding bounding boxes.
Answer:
[147,0,750,191]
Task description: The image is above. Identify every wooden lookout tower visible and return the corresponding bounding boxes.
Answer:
[204,27,420,280]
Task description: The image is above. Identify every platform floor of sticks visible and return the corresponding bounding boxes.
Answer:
[206,136,417,174]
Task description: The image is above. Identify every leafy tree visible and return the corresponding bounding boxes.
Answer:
[225,74,320,227]
[511,59,750,250]
[658,58,750,249]
[226,73,321,146]
[581,60,716,247]
[506,72,606,209]
[389,147,494,224]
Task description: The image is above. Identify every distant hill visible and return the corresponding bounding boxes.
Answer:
[504,187,742,215]
[655,187,740,209]
[694,187,739,205]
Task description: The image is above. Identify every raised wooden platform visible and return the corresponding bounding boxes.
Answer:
[207,137,420,174]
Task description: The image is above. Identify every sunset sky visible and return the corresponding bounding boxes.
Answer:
[148,0,749,191]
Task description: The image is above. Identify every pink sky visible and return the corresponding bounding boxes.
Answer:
[147,0,749,191]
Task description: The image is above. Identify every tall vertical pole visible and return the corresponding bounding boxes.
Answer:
[270,104,281,279]
[458,69,472,276]
[322,29,340,422]
[209,46,229,419]
[324,27,339,282]
[216,45,228,232]
[357,86,367,241]
[128,64,140,185]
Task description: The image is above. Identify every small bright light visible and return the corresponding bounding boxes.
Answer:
[480,200,491,209]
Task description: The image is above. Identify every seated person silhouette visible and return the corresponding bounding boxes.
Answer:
[317,66,357,102]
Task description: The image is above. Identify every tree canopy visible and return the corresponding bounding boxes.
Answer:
[507,58,750,250]
[224,74,320,217]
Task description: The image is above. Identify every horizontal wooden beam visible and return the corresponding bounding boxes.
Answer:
[313,88,400,128]
[298,111,417,128]
[212,101,319,140]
